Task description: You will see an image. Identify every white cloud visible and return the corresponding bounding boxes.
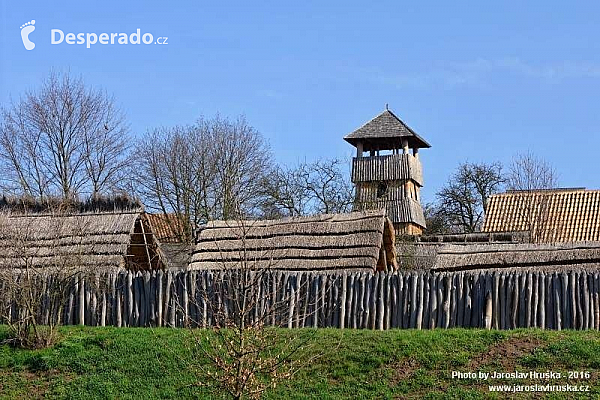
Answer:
[256,89,283,99]
[371,58,600,90]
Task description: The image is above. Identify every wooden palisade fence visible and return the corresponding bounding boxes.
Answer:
[1,269,599,330]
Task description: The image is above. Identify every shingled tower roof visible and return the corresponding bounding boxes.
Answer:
[344,109,431,151]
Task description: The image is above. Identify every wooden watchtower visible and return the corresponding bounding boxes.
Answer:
[344,107,430,236]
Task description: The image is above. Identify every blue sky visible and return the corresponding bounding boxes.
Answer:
[2,1,600,202]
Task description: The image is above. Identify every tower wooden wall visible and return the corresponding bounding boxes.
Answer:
[352,153,426,236]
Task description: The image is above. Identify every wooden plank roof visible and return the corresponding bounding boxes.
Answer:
[344,109,431,150]
[190,210,396,272]
[482,189,600,243]
[146,214,191,269]
[146,213,186,243]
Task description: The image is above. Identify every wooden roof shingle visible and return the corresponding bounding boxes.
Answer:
[146,213,186,243]
[482,188,600,243]
[146,214,192,269]
[344,109,431,150]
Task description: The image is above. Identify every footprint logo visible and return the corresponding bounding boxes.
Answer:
[20,20,36,50]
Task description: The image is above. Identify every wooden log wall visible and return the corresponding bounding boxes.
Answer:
[351,154,423,185]
[358,198,426,227]
[1,269,599,330]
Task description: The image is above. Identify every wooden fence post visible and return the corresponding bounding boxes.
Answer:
[416,273,424,330]
[13,268,600,332]
[443,274,451,329]
[377,273,385,331]
[340,272,347,329]
[553,273,562,331]
[78,275,85,325]
[429,273,437,328]
[539,272,546,329]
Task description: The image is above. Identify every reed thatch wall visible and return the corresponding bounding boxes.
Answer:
[0,194,141,215]
[190,210,397,272]
[0,211,162,271]
[394,240,600,272]
[419,232,529,244]
[4,268,599,330]
[433,242,600,272]
[160,243,193,270]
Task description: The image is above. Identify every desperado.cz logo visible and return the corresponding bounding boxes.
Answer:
[19,20,168,50]
[51,28,168,48]
[20,20,36,50]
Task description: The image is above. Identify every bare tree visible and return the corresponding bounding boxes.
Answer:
[306,159,354,214]
[467,162,506,215]
[208,116,274,220]
[0,211,87,348]
[133,125,212,242]
[262,158,354,218]
[507,152,558,193]
[184,216,321,399]
[436,162,505,233]
[133,115,273,242]
[422,202,452,235]
[0,71,130,199]
[507,152,558,243]
[260,165,311,218]
[82,105,130,198]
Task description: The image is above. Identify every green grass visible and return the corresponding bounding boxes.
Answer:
[1,326,600,399]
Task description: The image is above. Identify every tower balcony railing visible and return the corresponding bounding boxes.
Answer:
[351,153,423,185]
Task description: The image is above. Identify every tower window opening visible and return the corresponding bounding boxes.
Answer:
[377,181,388,198]
[378,149,394,156]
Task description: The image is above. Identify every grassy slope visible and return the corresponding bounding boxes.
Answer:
[1,326,600,399]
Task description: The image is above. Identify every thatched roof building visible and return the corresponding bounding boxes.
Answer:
[190,210,397,272]
[431,242,600,272]
[146,213,192,270]
[483,188,600,243]
[0,210,163,271]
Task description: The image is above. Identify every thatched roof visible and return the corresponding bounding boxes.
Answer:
[483,188,600,243]
[0,210,160,270]
[190,210,397,272]
[344,109,431,151]
[419,232,528,244]
[0,194,142,214]
[159,243,193,270]
[432,242,600,272]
